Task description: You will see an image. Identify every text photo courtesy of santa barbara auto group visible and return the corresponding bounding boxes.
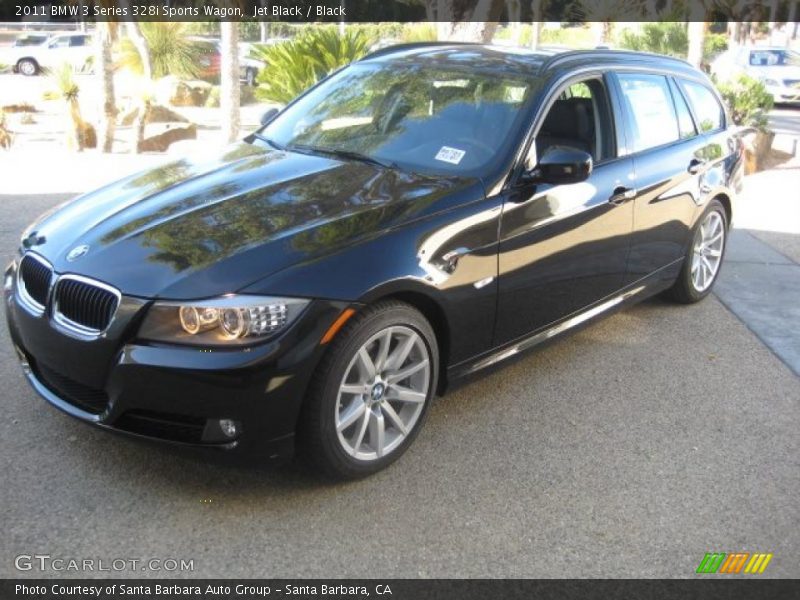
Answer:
[0,0,798,598]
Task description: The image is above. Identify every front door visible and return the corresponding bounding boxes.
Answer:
[495,76,635,346]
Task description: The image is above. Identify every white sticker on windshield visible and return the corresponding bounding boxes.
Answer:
[435,146,466,165]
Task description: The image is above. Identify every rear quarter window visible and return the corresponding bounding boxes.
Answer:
[678,80,724,133]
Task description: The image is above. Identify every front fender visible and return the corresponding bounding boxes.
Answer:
[243,196,503,366]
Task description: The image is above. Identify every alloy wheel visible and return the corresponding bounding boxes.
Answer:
[691,210,725,293]
[335,325,430,461]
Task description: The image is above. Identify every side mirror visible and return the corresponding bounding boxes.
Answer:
[529,146,593,185]
[260,107,279,127]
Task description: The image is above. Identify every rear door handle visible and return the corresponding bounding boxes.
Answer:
[688,158,707,174]
[608,186,636,205]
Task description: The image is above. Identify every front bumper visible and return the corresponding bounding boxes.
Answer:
[4,261,351,461]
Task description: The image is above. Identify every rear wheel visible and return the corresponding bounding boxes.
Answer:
[667,199,728,303]
[298,301,438,479]
[17,59,38,77]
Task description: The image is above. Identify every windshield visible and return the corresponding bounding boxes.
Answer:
[260,62,538,176]
[749,49,800,67]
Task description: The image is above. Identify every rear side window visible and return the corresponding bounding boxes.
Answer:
[69,36,87,47]
[668,79,697,140]
[679,80,724,132]
[617,74,680,153]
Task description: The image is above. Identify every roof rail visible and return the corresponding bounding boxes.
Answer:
[539,48,693,72]
[360,41,482,61]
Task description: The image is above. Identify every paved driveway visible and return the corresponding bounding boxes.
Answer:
[0,192,798,579]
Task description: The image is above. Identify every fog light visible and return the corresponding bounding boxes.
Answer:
[219,419,238,438]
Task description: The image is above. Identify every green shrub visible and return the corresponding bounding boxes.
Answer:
[119,22,201,80]
[617,22,688,58]
[401,23,437,43]
[703,33,728,61]
[253,27,372,104]
[715,74,773,131]
[205,86,220,108]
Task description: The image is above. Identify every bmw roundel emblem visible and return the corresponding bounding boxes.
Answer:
[66,244,90,262]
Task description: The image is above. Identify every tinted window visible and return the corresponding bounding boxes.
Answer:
[749,49,800,67]
[537,78,615,163]
[264,62,539,176]
[669,79,697,139]
[679,80,724,132]
[69,36,87,47]
[49,37,70,48]
[617,74,680,152]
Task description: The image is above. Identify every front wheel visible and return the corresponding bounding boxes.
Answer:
[667,199,728,303]
[298,301,438,479]
[17,59,38,76]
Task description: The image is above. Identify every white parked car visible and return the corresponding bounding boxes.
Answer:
[4,33,93,76]
[239,42,266,86]
[711,46,800,105]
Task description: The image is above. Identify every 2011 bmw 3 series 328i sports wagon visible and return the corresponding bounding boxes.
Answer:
[5,45,743,478]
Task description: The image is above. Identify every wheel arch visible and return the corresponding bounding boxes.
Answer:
[364,288,451,395]
[714,192,733,227]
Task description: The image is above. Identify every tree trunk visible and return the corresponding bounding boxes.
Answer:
[125,20,153,153]
[530,0,544,49]
[687,21,706,68]
[220,22,241,144]
[260,1,268,42]
[68,97,84,152]
[786,0,798,48]
[435,0,505,42]
[95,22,116,153]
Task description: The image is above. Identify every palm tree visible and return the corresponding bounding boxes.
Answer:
[96,21,117,153]
[530,0,546,50]
[687,22,706,68]
[125,21,153,153]
[118,22,200,80]
[50,63,95,151]
[425,0,505,42]
[220,22,240,144]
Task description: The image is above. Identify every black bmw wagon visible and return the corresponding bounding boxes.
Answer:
[5,45,743,478]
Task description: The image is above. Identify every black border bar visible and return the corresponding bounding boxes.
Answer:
[0,0,782,23]
[2,579,799,600]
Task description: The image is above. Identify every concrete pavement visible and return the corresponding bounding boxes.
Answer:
[0,190,797,578]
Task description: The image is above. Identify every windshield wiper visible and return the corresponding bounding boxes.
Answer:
[253,133,284,151]
[287,144,399,170]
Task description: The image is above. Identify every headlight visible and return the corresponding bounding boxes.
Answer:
[138,295,309,346]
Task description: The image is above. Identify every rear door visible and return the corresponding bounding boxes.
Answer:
[613,72,707,285]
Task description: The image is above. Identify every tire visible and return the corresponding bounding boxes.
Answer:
[17,59,38,77]
[297,300,439,479]
[667,199,728,304]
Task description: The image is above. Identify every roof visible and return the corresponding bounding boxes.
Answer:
[360,42,700,78]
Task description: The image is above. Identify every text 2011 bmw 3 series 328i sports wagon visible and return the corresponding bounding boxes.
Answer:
[5,45,743,478]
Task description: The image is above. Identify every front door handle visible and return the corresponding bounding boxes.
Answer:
[608,186,636,205]
[688,158,707,174]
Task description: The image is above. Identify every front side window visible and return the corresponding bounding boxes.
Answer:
[617,74,680,153]
[49,37,70,49]
[261,62,540,176]
[536,78,615,163]
[679,80,724,133]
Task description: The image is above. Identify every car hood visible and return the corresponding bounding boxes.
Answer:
[23,142,482,299]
